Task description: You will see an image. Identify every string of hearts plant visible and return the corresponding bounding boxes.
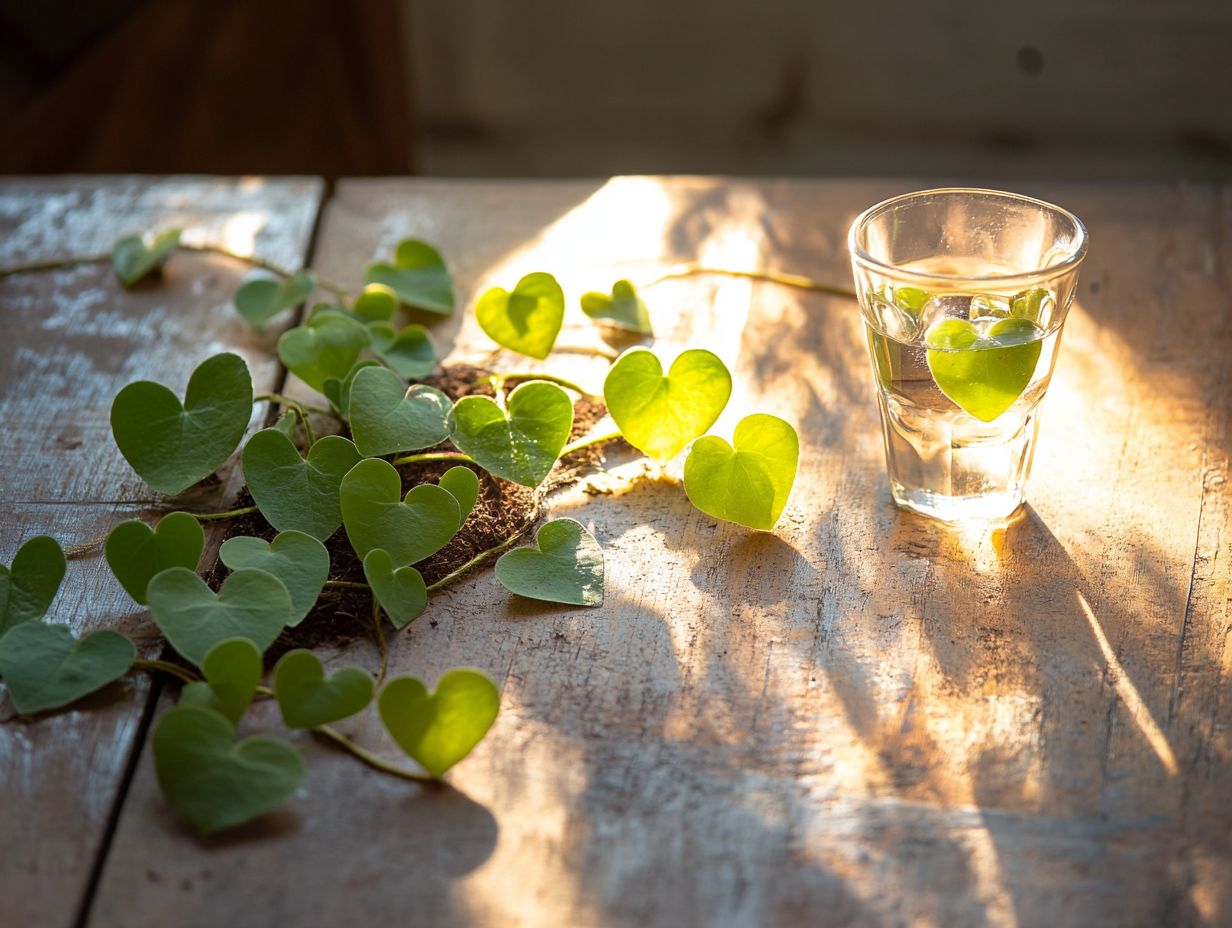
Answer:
[0,230,813,836]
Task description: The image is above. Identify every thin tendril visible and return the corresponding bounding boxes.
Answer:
[372,595,389,685]
[313,726,437,782]
[561,428,623,457]
[645,263,858,300]
[134,659,200,685]
[182,507,257,522]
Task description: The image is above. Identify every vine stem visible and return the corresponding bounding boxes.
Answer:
[179,243,350,300]
[0,253,109,279]
[254,393,317,445]
[372,595,389,685]
[645,263,858,300]
[561,428,623,457]
[391,450,473,467]
[255,392,335,418]
[426,525,533,592]
[502,371,596,397]
[65,532,110,557]
[313,726,436,783]
[0,244,350,299]
[184,505,258,521]
[134,658,201,685]
[325,579,370,590]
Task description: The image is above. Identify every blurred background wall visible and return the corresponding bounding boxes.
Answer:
[1,0,1229,180]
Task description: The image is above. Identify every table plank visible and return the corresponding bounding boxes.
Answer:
[90,178,1231,927]
[0,176,323,928]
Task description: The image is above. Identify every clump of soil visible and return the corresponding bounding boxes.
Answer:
[215,363,620,661]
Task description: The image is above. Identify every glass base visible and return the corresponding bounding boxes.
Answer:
[890,482,1025,524]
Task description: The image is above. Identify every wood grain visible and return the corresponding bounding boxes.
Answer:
[87,178,1231,927]
[0,176,323,928]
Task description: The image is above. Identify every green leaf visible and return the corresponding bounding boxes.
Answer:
[363,550,427,629]
[494,518,603,606]
[111,229,181,287]
[348,366,452,457]
[580,279,653,334]
[153,703,304,834]
[378,669,500,777]
[273,649,374,729]
[104,512,203,605]
[234,271,316,329]
[366,321,435,380]
[1011,287,1049,323]
[277,310,370,393]
[438,465,479,525]
[340,459,461,567]
[146,567,292,666]
[180,638,262,724]
[0,535,66,635]
[603,348,732,461]
[683,414,799,531]
[925,317,1043,422]
[0,624,134,714]
[475,272,564,360]
[448,381,573,487]
[110,353,253,495]
[322,360,382,420]
[218,531,328,626]
[352,283,399,321]
[242,430,360,541]
[362,239,454,315]
[272,409,299,440]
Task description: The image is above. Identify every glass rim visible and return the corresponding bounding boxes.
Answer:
[848,187,1089,289]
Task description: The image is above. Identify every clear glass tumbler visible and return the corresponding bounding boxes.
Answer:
[848,188,1088,523]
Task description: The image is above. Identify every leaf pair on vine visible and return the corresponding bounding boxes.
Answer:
[0,536,134,715]
[156,640,498,834]
[604,348,800,530]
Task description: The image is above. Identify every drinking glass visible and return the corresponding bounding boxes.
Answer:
[848,188,1088,522]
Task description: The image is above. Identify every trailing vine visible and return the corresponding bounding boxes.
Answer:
[0,227,847,835]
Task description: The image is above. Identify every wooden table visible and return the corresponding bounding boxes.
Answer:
[2,177,1229,928]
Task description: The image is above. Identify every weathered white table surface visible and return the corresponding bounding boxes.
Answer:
[3,177,1230,928]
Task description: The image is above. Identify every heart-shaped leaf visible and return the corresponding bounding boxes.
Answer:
[448,381,572,487]
[111,229,181,287]
[362,239,454,315]
[242,430,360,541]
[322,360,382,420]
[111,352,254,495]
[153,703,304,834]
[367,321,435,380]
[494,518,603,606]
[581,279,653,334]
[340,459,461,567]
[604,348,732,461]
[378,669,500,777]
[0,535,66,635]
[273,649,374,729]
[348,367,452,457]
[234,271,316,329]
[475,272,564,360]
[925,317,1043,422]
[272,409,299,440]
[363,550,427,629]
[147,567,292,666]
[105,512,204,605]
[438,465,479,524]
[352,283,398,321]
[180,638,262,724]
[0,623,134,714]
[218,532,328,626]
[278,310,370,393]
[683,413,799,531]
